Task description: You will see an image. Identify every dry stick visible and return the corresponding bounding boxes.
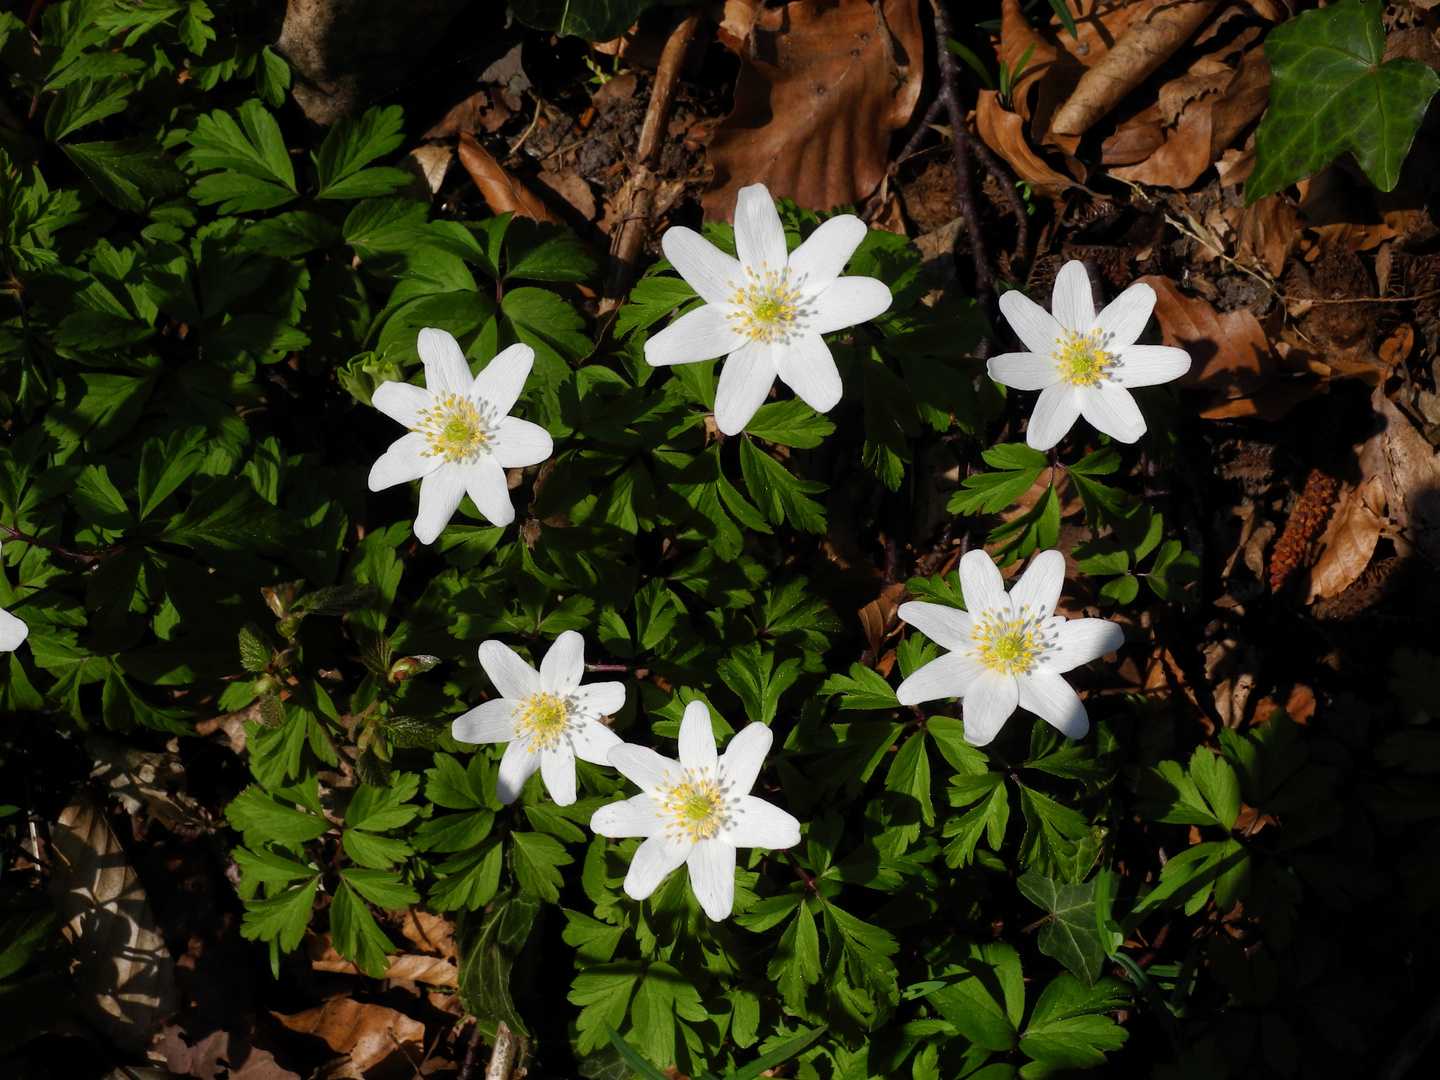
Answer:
[0,521,124,567]
[600,12,701,311]
[484,1021,521,1080]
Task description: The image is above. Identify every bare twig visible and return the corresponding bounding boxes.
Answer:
[0,521,126,568]
[600,11,701,310]
[457,1022,485,1080]
[484,1022,521,1080]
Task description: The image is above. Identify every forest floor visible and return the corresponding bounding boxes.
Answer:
[14,1,1440,1078]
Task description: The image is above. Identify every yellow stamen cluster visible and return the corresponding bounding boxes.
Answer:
[658,775,729,841]
[515,692,572,752]
[727,263,804,343]
[1053,329,1115,387]
[415,392,492,463]
[971,606,1043,675]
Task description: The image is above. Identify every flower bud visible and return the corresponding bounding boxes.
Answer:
[388,655,440,682]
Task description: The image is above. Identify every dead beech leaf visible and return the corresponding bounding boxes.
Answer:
[456,132,563,224]
[274,998,424,1078]
[1140,275,1272,398]
[704,0,923,221]
[1366,386,1440,561]
[975,91,1078,199]
[153,1021,300,1080]
[1236,192,1300,277]
[1304,476,1385,602]
[400,145,453,199]
[860,582,906,659]
[49,788,177,1051]
[1049,0,1223,139]
[1109,94,1214,188]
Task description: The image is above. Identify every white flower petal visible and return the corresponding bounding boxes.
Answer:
[897,600,973,652]
[1010,549,1064,620]
[999,289,1066,355]
[624,834,691,900]
[1050,261,1096,332]
[491,416,553,470]
[773,330,842,414]
[463,459,515,526]
[678,700,718,774]
[725,795,801,849]
[591,792,663,838]
[687,838,737,920]
[805,276,892,335]
[472,342,534,414]
[718,722,773,794]
[787,214,868,292]
[1111,344,1192,388]
[0,608,29,652]
[962,670,1020,746]
[450,697,518,744]
[570,715,623,765]
[368,432,440,491]
[712,340,777,436]
[1044,617,1125,673]
[414,464,467,543]
[540,630,584,694]
[662,227,743,307]
[371,380,433,429]
[987,351,1061,392]
[609,743,682,791]
[1079,381,1146,443]
[478,640,542,700]
[644,302,743,367]
[540,743,578,805]
[958,549,1007,615]
[1094,280,1155,350]
[896,651,985,706]
[1017,670,1089,739]
[496,740,542,803]
[418,327,473,397]
[576,681,626,718]
[733,183,788,272]
[1025,382,1083,451]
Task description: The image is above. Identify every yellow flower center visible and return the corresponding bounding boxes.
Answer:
[972,607,1042,675]
[415,392,493,463]
[515,692,571,752]
[1053,329,1115,387]
[727,263,804,344]
[659,777,729,840]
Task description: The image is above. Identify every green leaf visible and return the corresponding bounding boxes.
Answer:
[820,663,899,711]
[226,785,329,847]
[0,910,55,982]
[1248,0,1440,202]
[950,443,1049,515]
[746,399,836,448]
[182,99,298,212]
[232,846,316,898]
[330,878,394,976]
[60,138,184,212]
[615,276,697,337]
[314,105,410,200]
[508,0,692,41]
[138,426,206,520]
[1020,974,1129,1068]
[603,1024,672,1080]
[511,830,572,903]
[161,480,285,552]
[72,465,132,531]
[44,76,131,141]
[504,218,596,283]
[740,437,827,532]
[240,878,318,952]
[341,867,419,908]
[1016,872,1106,985]
[457,889,540,1037]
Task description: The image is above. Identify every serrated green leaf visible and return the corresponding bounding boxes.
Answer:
[458,888,539,1036]
[240,878,318,952]
[746,398,836,448]
[739,437,827,532]
[226,785,329,847]
[330,878,394,976]
[512,830,572,903]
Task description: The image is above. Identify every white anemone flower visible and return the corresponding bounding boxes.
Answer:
[367,328,553,544]
[896,549,1124,746]
[451,630,626,806]
[987,260,1191,450]
[591,700,801,921]
[644,182,892,436]
[0,545,27,653]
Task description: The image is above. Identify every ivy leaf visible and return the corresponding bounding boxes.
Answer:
[1248,0,1440,202]
[1016,872,1106,986]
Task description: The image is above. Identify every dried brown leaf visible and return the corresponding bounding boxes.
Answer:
[49,789,177,1051]
[1366,386,1440,562]
[456,132,563,224]
[1110,93,1214,188]
[1142,275,1273,397]
[703,0,923,220]
[975,91,1079,200]
[1305,476,1386,602]
[273,999,424,1078]
[153,1021,300,1080]
[1049,0,1223,138]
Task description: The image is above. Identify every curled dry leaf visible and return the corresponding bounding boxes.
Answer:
[49,788,177,1052]
[704,0,923,220]
[1304,475,1386,602]
[975,90,1079,199]
[273,998,424,1079]
[1050,0,1223,139]
[1365,385,1440,562]
[456,132,563,224]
